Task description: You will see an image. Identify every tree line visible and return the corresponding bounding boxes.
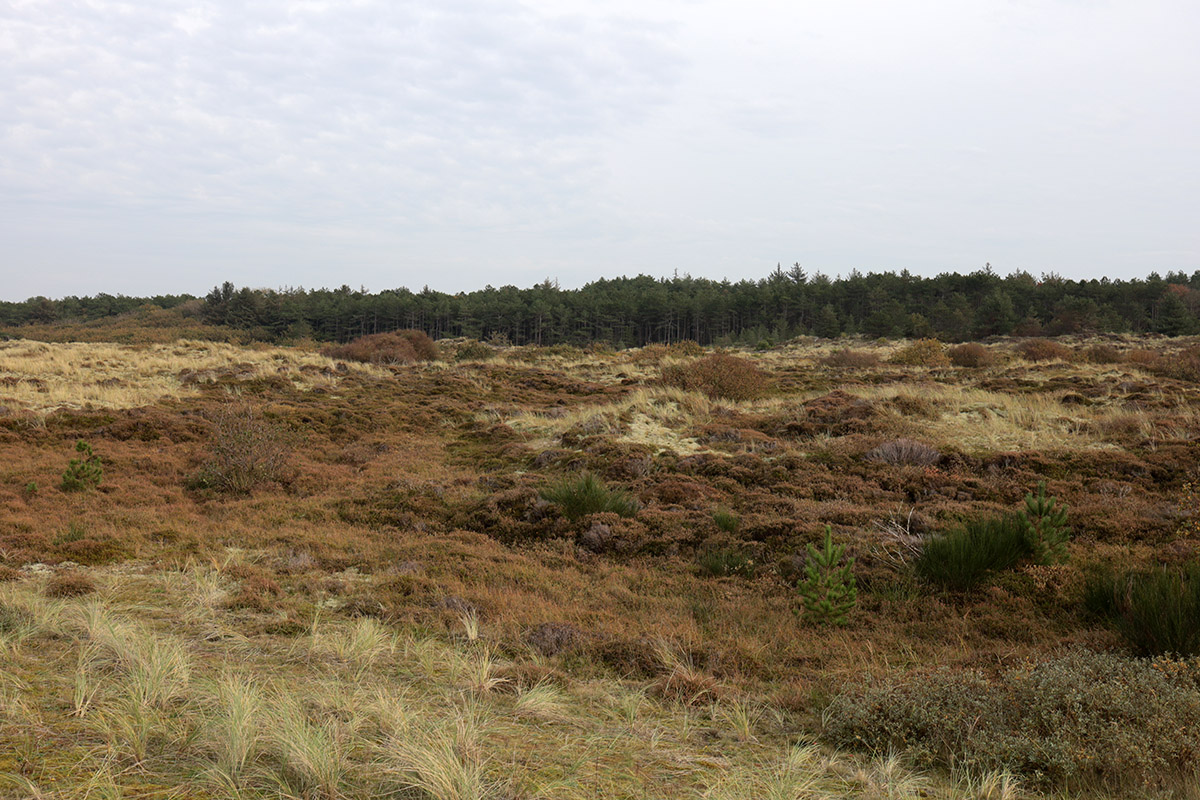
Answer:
[5,266,1200,346]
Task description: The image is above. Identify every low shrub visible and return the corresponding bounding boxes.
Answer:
[947,342,995,367]
[61,440,102,492]
[659,353,769,401]
[44,570,96,598]
[1015,339,1072,362]
[696,546,756,578]
[540,472,639,521]
[1020,482,1070,564]
[324,329,439,365]
[191,402,294,494]
[915,513,1030,590]
[453,340,497,362]
[821,349,880,368]
[888,338,948,366]
[1086,563,1200,656]
[1081,344,1125,364]
[864,438,940,467]
[824,649,1200,789]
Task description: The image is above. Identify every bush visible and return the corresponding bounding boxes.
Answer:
[61,440,102,491]
[1081,344,1124,364]
[540,473,639,521]
[915,513,1030,590]
[44,570,96,598]
[659,353,769,401]
[947,342,995,367]
[1015,339,1072,362]
[888,338,949,366]
[1086,563,1200,656]
[453,340,497,362]
[696,546,756,578]
[798,525,857,626]
[864,438,940,467]
[1020,482,1070,564]
[191,402,294,494]
[324,329,439,365]
[824,649,1200,788]
[821,349,880,368]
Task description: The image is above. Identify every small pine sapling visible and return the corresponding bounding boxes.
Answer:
[61,441,103,491]
[798,525,857,626]
[1020,481,1070,564]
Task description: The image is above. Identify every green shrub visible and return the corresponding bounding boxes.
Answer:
[61,440,102,491]
[659,353,770,401]
[540,472,639,521]
[1086,563,1200,657]
[915,513,1030,590]
[453,340,496,362]
[696,546,756,578]
[798,525,856,626]
[712,507,740,534]
[1020,482,1070,564]
[824,649,1200,789]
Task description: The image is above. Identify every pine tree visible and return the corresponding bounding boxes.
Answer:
[798,526,857,626]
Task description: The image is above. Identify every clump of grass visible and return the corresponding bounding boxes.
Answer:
[915,513,1030,590]
[712,506,740,534]
[1015,339,1073,362]
[540,472,639,521]
[696,546,756,579]
[659,353,770,401]
[821,348,880,368]
[864,438,940,467]
[1084,562,1200,656]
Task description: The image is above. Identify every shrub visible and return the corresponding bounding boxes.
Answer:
[888,338,948,366]
[540,472,639,521]
[1081,344,1124,364]
[659,353,769,401]
[821,349,880,368]
[44,570,96,598]
[191,402,294,494]
[798,526,856,625]
[915,513,1030,590]
[324,329,438,365]
[697,546,756,578]
[1015,339,1072,362]
[824,650,1200,788]
[453,340,496,362]
[1087,563,1200,657]
[864,438,940,467]
[1020,482,1070,564]
[947,342,995,367]
[60,440,102,491]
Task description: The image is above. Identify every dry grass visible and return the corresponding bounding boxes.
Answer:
[0,339,385,414]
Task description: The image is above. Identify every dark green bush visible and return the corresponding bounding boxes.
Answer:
[824,649,1200,789]
[1086,563,1200,657]
[61,440,102,491]
[540,472,639,521]
[915,512,1030,590]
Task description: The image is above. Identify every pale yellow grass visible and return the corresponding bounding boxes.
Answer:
[0,339,386,414]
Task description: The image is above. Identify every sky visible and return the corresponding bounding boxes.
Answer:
[2,0,1199,301]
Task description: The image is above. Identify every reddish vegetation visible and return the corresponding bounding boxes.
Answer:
[323,329,439,365]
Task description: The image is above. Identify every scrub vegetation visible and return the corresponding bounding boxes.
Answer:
[3,326,1200,798]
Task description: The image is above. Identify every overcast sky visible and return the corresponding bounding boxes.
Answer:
[2,0,1198,300]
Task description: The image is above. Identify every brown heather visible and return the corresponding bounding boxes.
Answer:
[1,331,1199,797]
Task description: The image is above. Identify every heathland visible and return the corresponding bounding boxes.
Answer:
[2,329,1200,799]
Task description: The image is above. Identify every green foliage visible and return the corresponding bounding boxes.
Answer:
[23,481,37,496]
[915,513,1029,590]
[454,340,497,362]
[824,649,1200,788]
[696,546,756,579]
[540,472,639,521]
[712,507,740,534]
[61,440,102,491]
[1085,563,1200,656]
[1020,481,1070,564]
[797,526,856,625]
